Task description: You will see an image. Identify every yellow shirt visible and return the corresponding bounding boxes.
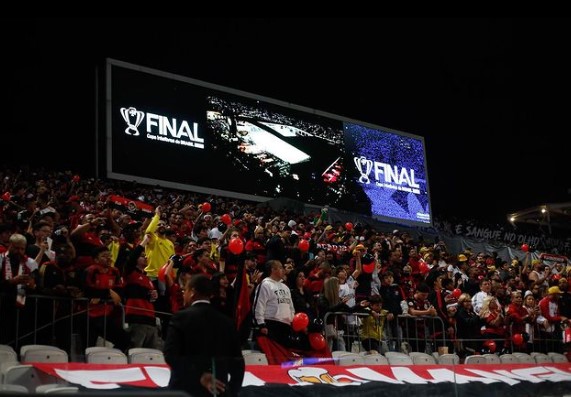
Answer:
[143,214,175,277]
[360,309,388,341]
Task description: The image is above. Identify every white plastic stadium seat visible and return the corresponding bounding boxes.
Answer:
[499,354,518,364]
[240,349,261,355]
[386,353,413,365]
[19,344,61,358]
[22,348,68,363]
[336,353,365,366]
[463,355,487,364]
[0,348,18,363]
[363,354,389,365]
[331,350,351,359]
[128,350,165,364]
[482,354,501,364]
[36,384,73,393]
[0,360,20,384]
[0,344,16,353]
[384,352,410,359]
[532,353,552,364]
[437,353,460,365]
[512,352,534,364]
[85,349,128,364]
[242,352,268,365]
[0,384,29,393]
[127,347,161,356]
[3,365,65,392]
[409,352,437,364]
[44,387,79,394]
[85,346,118,356]
[548,352,568,363]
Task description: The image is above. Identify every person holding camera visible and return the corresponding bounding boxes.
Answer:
[164,254,192,314]
[70,213,107,270]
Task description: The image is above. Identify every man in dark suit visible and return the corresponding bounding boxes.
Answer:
[164,274,245,397]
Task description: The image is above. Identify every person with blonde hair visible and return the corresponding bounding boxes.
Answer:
[455,294,478,339]
[317,276,366,351]
[480,295,508,352]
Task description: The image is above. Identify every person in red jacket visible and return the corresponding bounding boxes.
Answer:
[83,246,129,351]
[245,226,267,265]
[506,290,532,352]
[123,234,161,349]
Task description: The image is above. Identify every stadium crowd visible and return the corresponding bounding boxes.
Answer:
[0,166,570,361]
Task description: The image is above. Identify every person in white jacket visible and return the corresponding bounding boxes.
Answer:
[471,278,493,315]
[253,260,295,347]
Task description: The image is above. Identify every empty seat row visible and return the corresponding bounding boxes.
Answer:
[85,347,165,364]
[332,350,568,366]
[0,345,166,366]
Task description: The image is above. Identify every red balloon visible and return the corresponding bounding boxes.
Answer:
[158,263,168,282]
[298,239,310,252]
[309,332,326,351]
[1,192,11,202]
[202,202,211,212]
[521,244,529,252]
[513,333,524,346]
[452,288,462,299]
[228,237,244,255]
[292,312,309,332]
[483,339,497,353]
[362,263,375,274]
[345,222,353,231]
[220,213,232,225]
[72,175,80,183]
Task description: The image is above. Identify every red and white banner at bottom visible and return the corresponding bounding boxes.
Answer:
[31,363,571,390]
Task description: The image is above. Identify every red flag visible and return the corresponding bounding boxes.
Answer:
[107,195,154,220]
[234,261,251,330]
[255,335,333,365]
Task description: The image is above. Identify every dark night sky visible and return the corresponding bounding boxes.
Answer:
[2,18,569,224]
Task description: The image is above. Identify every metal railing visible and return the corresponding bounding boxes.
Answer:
[0,293,172,358]
[397,314,448,354]
[323,311,397,353]
[2,293,568,359]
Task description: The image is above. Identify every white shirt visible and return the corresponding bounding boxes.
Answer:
[254,277,295,326]
[339,276,357,325]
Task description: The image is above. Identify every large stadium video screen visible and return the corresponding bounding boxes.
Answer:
[106,59,432,226]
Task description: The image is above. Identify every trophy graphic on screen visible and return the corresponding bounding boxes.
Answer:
[120,107,144,136]
[354,156,373,184]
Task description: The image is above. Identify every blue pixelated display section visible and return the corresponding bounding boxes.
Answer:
[344,122,431,224]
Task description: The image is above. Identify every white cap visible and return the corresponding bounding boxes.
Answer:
[288,220,297,228]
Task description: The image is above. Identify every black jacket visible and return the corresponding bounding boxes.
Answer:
[164,302,245,397]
